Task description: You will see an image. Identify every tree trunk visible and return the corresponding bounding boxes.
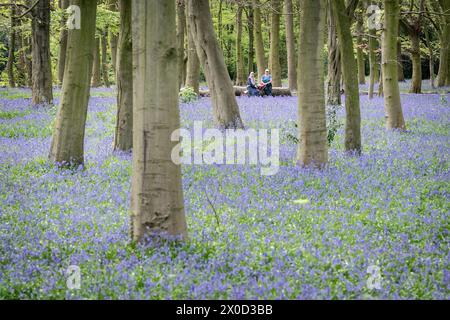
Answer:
[109,0,118,73]
[397,39,405,81]
[58,0,69,86]
[285,0,297,91]
[92,37,102,87]
[101,30,110,88]
[356,14,366,85]
[177,0,186,88]
[298,0,328,167]
[236,5,246,85]
[49,0,97,165]
[185,4,200,94]
[424,27,435,88]
[270,0,282,87]
[368,26,378,99]
[114,0,133,152]
[437,0,450,87]
[247,6,255,75]
[410,32,422,93]
[332,0,362,154]
[31,0,53,105]
[22,35,32,87]
[326,0,341,105]
[6,4,16,88]
[187,0,244,129]
[253,0,266,81]
[382,0,405,130]
[130,0,188,242]
[16,30,27,87]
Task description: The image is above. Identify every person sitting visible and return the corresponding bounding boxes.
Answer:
[261,69,273,96]
[247,72,260,97]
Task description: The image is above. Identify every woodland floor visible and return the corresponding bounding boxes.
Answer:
[0,81,449,299]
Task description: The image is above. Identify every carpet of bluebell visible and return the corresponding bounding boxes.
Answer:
[0,84,449,299]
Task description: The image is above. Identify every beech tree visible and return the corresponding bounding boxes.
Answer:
[400,0,425,94]
[57,0,69,86]
[31,0,53,105]
[187,0,244,129]
[382,0,406,130]
[113,0,133,152]
[269,0,282,87]
[326,0,342,105]
[235,2,246,86]
[50,0,98,165]
[332,0,362,154]
[130,0,188,242]
[298,0,328,167]
[285,0,297,91]
[185,3,200,94]
[253,0,266,80]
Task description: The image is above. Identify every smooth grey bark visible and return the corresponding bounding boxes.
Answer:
[31,0,53,105]
[185,3,200,94]
[247,5,255,75]
[6,4,16,88]
[285,0,297,91]
[236,4,246,86]
[58,0,69,86]
[269,0,282,87]
[130,0,188,242]
[91,37,102,87]
[326,0,341,105]
[114,0,133,152]
[253,0,266,80]
[382,0,406,130]
[187,0,244,129]
[356,13,366,84]
[49,0,97,165]
[177,0,186,88]
[298,0,328,167]
[101,30,110,88]
[332,0,362,154]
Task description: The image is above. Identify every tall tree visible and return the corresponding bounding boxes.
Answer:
[185,3,200,94]
[6,3,16,88]
[285,0,297,91]
[326,0,342,105]
[246,5,255,75]
[187,0,244,129]
[114,0,133,152]
[49,0,97,165]
[298,0,328,167]
[397,39,405,81]
[436,0,450,87]
[31,0,53,105]
[130,0,188,242]
[332,0,362,154]
[253,0,266,81]
[57,0,70,86]
[269,0,282,87]
[177,0,186,88]
[101,29,110,87]
[235,3,246,85]
[109,0,118,72]
[367,0,379,99]
[400,0,425,93]
[91,37,102,87]
[356,12,366,84]
[382,0,406,130]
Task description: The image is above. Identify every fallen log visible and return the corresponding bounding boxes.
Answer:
[199,86,292,97]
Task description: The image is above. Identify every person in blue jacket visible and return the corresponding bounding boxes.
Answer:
[261,69,273,96]
[247,72,260,97]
